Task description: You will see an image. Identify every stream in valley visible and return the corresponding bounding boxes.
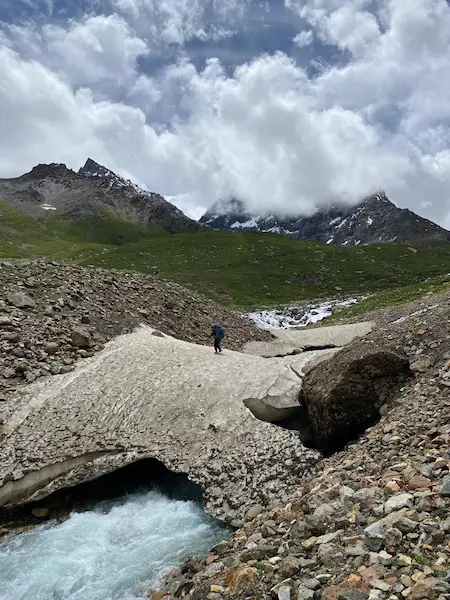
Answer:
[0,463,228,600]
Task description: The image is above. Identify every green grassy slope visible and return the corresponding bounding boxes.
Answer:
[324,274,450,323]
[1,204,449,308]
[77,231,450,307]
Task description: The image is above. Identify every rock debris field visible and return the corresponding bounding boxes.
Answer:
[152,294,450,600]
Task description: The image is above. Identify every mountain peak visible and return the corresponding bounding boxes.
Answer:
[0,159,201,235]
[201,191,450,246]
[22,163,74,180]
[78,158,114,179]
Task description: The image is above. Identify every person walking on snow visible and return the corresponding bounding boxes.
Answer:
[211,322,225,353]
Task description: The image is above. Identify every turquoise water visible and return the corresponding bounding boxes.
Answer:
[0,490,226,600]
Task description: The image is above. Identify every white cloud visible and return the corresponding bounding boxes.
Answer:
[0,0,450,229]
[287,0,380,57]
[113,0,248,45]
[3,15,149,90]
[293,30,314,47]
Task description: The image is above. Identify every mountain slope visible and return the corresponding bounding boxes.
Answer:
[0,159,200,245]
[200,193,450,246]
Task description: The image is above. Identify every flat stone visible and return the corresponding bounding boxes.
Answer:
[371,579,390,592]
[302,579,321,591]
[316,530,343,545]
[384,493,414,514]
[296,588,314,600]
[407,475,431,490]
[7,292,35,309]
[408,580,439,600]
[338,591,369,600]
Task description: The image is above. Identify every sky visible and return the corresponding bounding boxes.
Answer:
[0,0,450,226]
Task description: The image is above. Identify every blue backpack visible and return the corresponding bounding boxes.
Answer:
[214,324,225,339]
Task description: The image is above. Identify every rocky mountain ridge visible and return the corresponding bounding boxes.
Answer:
[0,159,201,235]
[201,194,450,246]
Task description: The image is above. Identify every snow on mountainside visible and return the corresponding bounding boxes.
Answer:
[200,193,450,246]
[0,159,201,234]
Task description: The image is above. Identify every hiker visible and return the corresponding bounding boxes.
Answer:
[211,322,225,353]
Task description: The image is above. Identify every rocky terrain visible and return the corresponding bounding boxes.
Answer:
[0,159,201,235]
[151,294,450,600]
[0,259,270,403]
[201,194,450,246]
[0,255,448,600]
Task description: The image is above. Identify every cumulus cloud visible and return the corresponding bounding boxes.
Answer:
[293,30,314,47]
[0,0,450,228]
[2,14,149,91]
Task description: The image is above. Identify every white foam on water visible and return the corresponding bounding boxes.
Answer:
[247,297,361,329]
[0,490,226,600]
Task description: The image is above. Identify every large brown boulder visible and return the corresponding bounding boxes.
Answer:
[302,342,411,451]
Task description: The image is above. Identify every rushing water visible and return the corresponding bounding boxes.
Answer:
[0,490,227,600]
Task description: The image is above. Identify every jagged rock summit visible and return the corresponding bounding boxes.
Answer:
[201,193,450,246]
[0,159,200,234]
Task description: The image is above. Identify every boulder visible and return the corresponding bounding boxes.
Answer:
[44,342,59,355]
[302,342,411,451]
[71,327,91,348]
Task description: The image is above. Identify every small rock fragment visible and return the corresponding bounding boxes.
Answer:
[439,475,450,497]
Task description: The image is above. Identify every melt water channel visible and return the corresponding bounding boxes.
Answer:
[0,460,230,600]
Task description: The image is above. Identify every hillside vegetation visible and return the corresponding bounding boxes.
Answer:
[1,204,449,308]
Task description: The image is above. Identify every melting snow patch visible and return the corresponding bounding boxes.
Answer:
[326,238,334,244]
[329,217,342,226]
[247,297,361,329]
[392,305,440,324]
[41,204,57,211]
[367,217,373,226]
[335,217,349,229]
